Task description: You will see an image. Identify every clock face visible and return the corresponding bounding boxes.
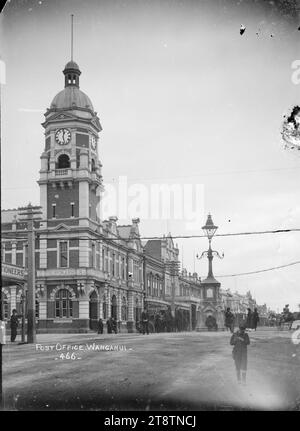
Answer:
[91,135,97,150]
[55,128,71,145]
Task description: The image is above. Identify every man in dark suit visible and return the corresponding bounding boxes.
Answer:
[97,318,103,334]
[141,308,149,335]
[10,309,19,342]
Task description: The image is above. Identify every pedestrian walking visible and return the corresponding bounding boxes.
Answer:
[106,317,112,334]
[154,313,161,333]
[230,322,250,385]
[224,307,235,333]
[112,317,118,334]
[251,308,259,331]
[10,309,19,342]
[246,308,252,330]
[141,308,149,335]
[97,318,103,334]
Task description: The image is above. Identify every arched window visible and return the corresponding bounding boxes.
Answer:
[91,159,96,172]
[68,74,72,84]
[121,296,127,321]
[55,289,72,318]
[102,295,107,320]
[57,154,70,169]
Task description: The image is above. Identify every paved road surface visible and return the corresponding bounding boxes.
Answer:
[2,329,300,410]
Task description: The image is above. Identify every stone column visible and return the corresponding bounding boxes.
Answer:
[79,238,89,267]
[107,285,111,318]
[38,284,47,331]
[117,290,122,321]
[11,240,17,265]
[127,291,134,333]
[79,149,89,227]
[10,286,17,313]
[79,299,89,319]
[196,304,207,331]
[77,282,90,332]
[99,297,103,319]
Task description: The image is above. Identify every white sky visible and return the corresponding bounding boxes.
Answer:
[1,0,300,312]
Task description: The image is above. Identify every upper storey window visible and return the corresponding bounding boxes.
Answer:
[57,154,70,169]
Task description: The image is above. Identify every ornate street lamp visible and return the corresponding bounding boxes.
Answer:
[196,213,224,279]
[196,214,224,331]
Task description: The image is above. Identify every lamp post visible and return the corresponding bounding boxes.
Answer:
[18,203,42,344]
[196,213,224,272]
[196,214,224,331]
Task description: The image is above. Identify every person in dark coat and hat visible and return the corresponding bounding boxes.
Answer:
[111,317,118,334]
[251,308,259,331]
[141,308,149,335]
[230,322,250,385]
[224,307,235,333]
[246,308,252,330]
[97,318,103,334]
[106,317,112,334]
[10,309,19,342]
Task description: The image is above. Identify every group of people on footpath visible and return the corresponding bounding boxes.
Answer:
[97,317,118,334]
[96,309,150,335]
[224,307,259,333]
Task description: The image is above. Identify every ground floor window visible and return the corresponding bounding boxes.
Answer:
[55,289,72,318]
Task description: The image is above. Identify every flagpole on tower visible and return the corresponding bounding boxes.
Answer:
[71,14,74,61]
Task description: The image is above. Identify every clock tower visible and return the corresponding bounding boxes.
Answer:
[38,60,103,228]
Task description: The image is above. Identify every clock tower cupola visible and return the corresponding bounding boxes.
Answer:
[63,61,81,88]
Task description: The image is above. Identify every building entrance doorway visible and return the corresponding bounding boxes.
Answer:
[111,295,117,320]
[89,291,98,330]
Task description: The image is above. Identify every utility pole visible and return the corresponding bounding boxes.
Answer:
[20,283,26,344]
[18,204,42,344]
